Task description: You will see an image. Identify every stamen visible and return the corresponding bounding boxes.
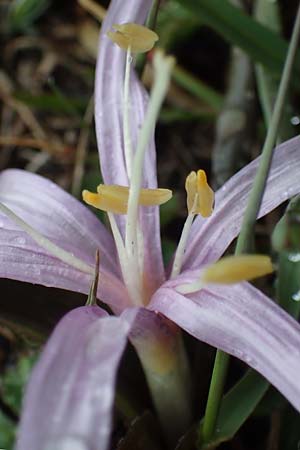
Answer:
[83,185,172,214]
[201,254,273,284]
[107,23,159,53]
[176,254,273,294]
[171,169,214,278]
[186,170,214,217]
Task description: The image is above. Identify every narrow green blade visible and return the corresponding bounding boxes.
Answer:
[176,0,300,87]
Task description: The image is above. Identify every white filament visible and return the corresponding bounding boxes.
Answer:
[107,211,142,306]
[170,194,198,279]
[123,46,133,179]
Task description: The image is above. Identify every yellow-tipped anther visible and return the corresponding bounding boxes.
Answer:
[107,23,159,53]
[185,169,214,217]
[202,255,273,285]
[83,185,172,214]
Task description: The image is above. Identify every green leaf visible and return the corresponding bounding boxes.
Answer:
[199,370,269,448]
[2,353,37,414]
[272,195,300,317]
[157,1,199,50]
[15,92,87,115]
[175,0,300,87]
[0,352,38,449]
[172,66,223,111]
[279,408,300,450]
[254,0,295,142]
[8,0,50,32]
[0,412,15,449]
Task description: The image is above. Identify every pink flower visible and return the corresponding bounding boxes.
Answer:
[1,1,300,449]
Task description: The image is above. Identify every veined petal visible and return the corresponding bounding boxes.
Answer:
[96,0,154,187]
[15,306,132,450]
[96,0,165,290]
[183,136,300,270]
[0,244,127,311]
[0,169,117,273]
[150,277,300,412]
[0,170,129,310]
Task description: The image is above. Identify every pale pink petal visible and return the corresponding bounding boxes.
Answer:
[150,276,300,412]
[0,245,127,311]
[95,0,155,187]
[16,306,133,450]
[95,0,165,290]
[183,136,300,270]
[0,170,129,310]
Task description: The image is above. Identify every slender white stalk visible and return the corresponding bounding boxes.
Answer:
[107,211,142,306]
[125,51,174,261]
[107,211,126,263]
[171,212,195,279]
[123,47,133,179]
[136,220,145,276]
[171,193,199,279]
[0,202,93,274]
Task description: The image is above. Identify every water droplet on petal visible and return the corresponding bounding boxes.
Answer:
[292,290,300,301]
[291,116,300,126]
[288,253,300,263]
[14,236,26,245]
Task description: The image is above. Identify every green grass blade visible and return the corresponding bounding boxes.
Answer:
[176,0,300,87]
[199,370,269,448]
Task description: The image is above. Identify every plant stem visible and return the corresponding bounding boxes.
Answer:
[236,3,300,254]
[201,3,300,445]
[131,326,191,447]
[201,351,229,443]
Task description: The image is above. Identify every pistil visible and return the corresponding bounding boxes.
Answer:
[125,50,174,264]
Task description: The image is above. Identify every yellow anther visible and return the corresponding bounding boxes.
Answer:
[107,23,159,53]
[185,169,214,217]
[83,185,172,214]
[202,255,273,285]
